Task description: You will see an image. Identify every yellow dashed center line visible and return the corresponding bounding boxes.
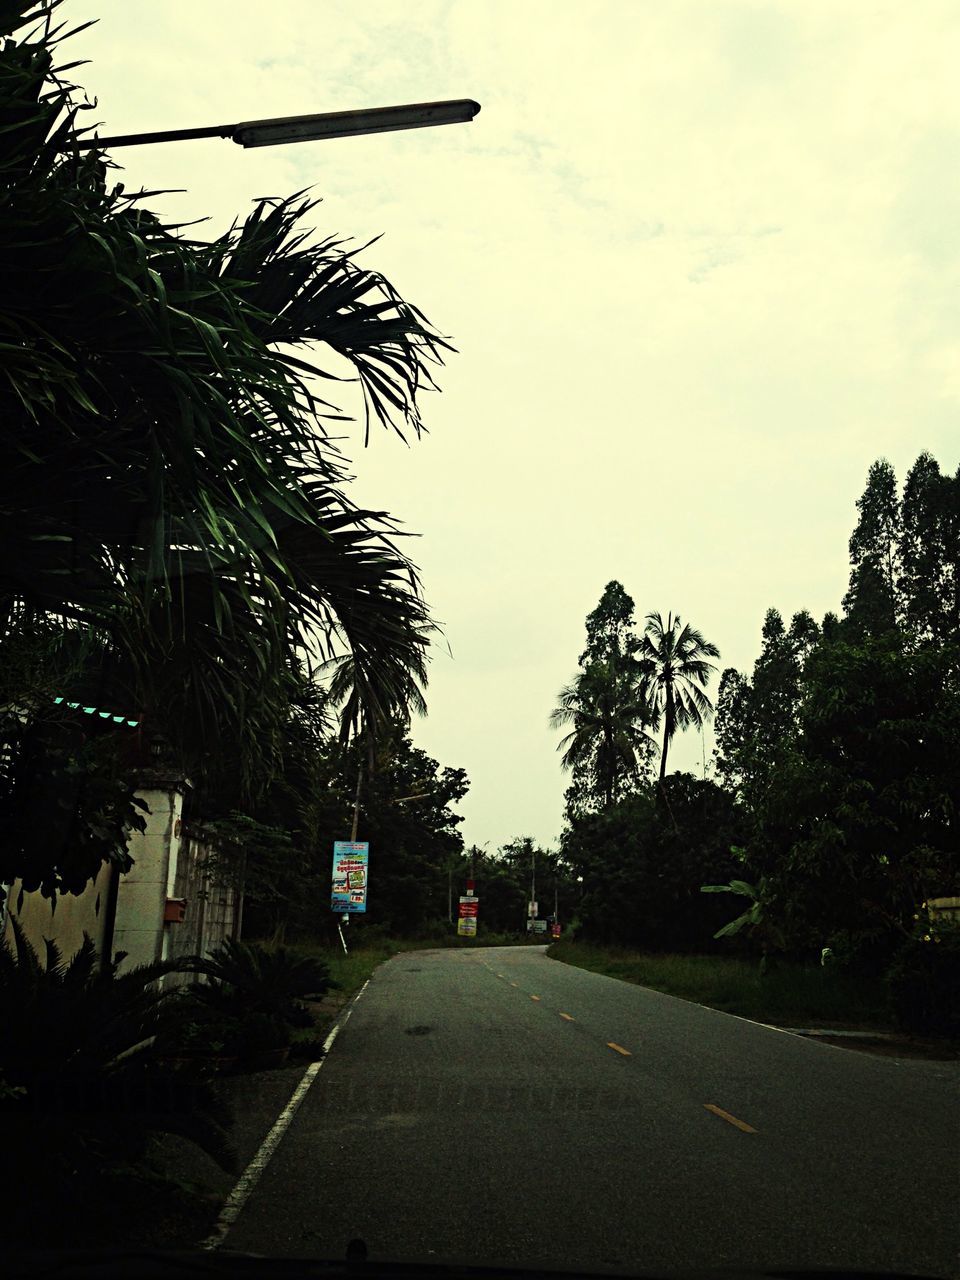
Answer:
[607,1042,632,1056]
[704,1104,757,1133]
[510,982,519,988]
[559,1013,575,1022]
[496,974,505,979]
[530,995,540,1002]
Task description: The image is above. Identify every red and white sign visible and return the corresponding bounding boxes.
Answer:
[459,895,479,918]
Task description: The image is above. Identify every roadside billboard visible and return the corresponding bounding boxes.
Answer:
[331,841,369,913]
[458,893,478,936]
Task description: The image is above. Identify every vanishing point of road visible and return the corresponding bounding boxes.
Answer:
[219,946,959,1275]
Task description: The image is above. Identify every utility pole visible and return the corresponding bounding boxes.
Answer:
[350,761,363,843]
[338,759,364,953]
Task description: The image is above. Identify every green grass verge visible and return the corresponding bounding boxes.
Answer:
[547,940,893,1030]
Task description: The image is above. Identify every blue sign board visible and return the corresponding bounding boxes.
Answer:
[331,841,369,913]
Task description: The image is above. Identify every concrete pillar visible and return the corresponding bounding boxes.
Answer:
[111,772,191,971]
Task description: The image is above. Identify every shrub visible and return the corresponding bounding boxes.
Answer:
[348,921,397,946]
[885,921,960,1037]
[0,920,234,1224]
[191,938,333,1028]
[227,1012,290,1057]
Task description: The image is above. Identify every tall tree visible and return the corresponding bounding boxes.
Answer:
[751,609,809,755]
[786,609,821,663]
[898,453,960,643]
[842,459,901,635]
[551,660,655,811]
[714,608,818,809]
[713,666,753,798]
[640,612,719,779]
[0,4,442,776]
[748,630,960,956]
[562,774,742,950]
[0,4,449,902]
[712,452,959,964]
[579,581,640,667]
[553,582,658,814]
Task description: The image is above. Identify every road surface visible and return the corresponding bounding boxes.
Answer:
[222,945,959,1275]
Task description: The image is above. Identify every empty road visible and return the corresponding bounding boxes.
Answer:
[222,946,959,1275]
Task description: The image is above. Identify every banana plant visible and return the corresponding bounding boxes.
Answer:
[701,875,785,971]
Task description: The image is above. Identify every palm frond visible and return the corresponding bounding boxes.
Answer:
[0,14,446,790]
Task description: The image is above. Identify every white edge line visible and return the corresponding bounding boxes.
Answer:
[202,977,371,1251]
[548,956,905,1061]
[692,1002,802,1037]
[544,953,809,1041]
[688,1001,891,1055]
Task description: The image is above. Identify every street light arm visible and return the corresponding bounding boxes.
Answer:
[73,99,480,151]
[74,122,234,150]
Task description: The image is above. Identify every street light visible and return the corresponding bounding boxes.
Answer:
[74,99,480,151]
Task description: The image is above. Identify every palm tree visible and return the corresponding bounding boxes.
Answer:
[0,9,452,909]
[640,612,720,780]
[0,10,442,782]
[550,660,657,810]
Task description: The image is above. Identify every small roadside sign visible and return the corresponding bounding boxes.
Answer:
[458,893,479,935]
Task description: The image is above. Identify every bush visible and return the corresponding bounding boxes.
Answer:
[822,927,901,979]
[885,922,960,1037]
[191,939,333,1029]
[347,921,398,947]
[0,920,234,1226]
[227,1012,290,1056]
[413,919,451,942]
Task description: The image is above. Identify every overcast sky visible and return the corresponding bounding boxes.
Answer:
[68,1,959,852]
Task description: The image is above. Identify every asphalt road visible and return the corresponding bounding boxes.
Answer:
[222,945,959,1275]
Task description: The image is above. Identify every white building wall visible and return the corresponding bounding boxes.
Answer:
[111,776,189,971]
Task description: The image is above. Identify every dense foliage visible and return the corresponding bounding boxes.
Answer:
[554,457,958,1034]
[712,452,959,996]
[552,585,725,950]
[199,725,470,940]
[0,1,449,905]
[461,838,579,936]
[0,920,233,1224]
[551,582,718,819]
[566,774,742,949]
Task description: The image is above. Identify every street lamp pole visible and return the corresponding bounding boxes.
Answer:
[74,99,480,151]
